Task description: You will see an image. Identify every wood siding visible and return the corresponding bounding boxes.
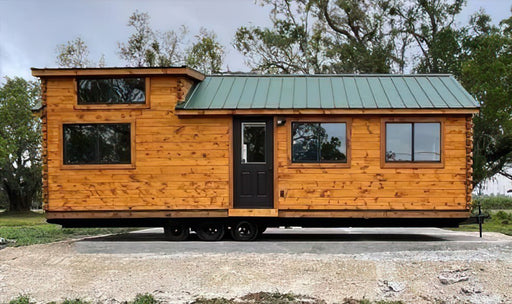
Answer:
[45,76,231,212]
[43,74,471,216]
[275,115,470,212]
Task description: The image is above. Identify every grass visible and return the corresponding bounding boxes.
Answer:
[5,293,404,304]
[190,293,403,304]
[0,211,135,247]
[454,210,512,236]
[472,195,512,210]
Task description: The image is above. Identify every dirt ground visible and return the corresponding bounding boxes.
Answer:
[1,230,512,304]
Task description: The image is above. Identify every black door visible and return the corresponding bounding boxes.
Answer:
[233,117,273,209]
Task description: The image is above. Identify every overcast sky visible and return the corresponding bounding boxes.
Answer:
[0,0,510,80]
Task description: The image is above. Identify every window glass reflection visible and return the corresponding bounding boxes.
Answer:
[64,124,131,164]
[242,123,265,163]
[386,122,441,162]
[292,122,347,163]
[414,123,440,161]
[386,123,412,161]
[78,78,145,104]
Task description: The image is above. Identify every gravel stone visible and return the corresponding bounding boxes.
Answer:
[0,230,511,304]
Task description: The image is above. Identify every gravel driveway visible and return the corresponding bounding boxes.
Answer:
[1,228,511,304]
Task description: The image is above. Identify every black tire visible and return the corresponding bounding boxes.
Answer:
[164,224,190,241]
[230,221,259,241]
[195,223,225,241]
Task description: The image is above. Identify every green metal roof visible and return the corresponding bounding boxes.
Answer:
[178,74,479,110]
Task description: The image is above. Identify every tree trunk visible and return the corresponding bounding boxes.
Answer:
[5,187,31,212]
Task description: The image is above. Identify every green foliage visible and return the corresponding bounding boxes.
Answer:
[186,28,225,74]
[315,0,396,73]
[460,11,512,186]
[472,195,512,210]
[456,210,512,236]
[233,2,322,74]
[131,293,158,304]
[191,298,234,304]
[0,211,135,246]
[118,10,224,72]
[392,0,466,74]
[118,11,159,67]
[191,292,325,304]
[55,37,91,68]
[0,77,42,211]
[8,295,33,304]
[61,299,90,304]
[4,293,404,304]
[233,0,396,74]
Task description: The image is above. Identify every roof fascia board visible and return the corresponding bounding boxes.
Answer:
[31,67,205,81]
[175,108,479,116]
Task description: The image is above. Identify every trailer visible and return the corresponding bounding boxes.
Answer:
[31,67,479,241]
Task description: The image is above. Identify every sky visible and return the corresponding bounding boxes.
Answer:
[0,0,511,80]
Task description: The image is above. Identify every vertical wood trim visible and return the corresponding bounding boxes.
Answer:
[131,120,137,168]
[145,77,151,109]
[228,117,234,209]
[465,115,474,209]
[273,116,279,210]
[41,78,49,210]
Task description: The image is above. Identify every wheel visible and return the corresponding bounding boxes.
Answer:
[230,221,259,241]
[195,223,225,241]
[164,224,190,241]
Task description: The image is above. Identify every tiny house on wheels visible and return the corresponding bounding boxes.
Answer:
[32,67,479,241]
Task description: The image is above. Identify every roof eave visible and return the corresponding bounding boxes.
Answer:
[174,108,480,116]
[31,67,205,81]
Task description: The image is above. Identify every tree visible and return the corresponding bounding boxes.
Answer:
[392,0,466,74]
[118,10,191,67]
[460,11,512,187]
[234,0,325,74]
[118,10,225,70]
[56,37,91,68]
[186,28,225,74]
[313,0,397,73]
[234,0,398,74]
[118,11,155,67]
[0,77,42,211]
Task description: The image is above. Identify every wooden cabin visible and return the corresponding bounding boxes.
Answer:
[31,67,479,241]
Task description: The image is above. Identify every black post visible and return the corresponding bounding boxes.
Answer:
[478,203,483,238]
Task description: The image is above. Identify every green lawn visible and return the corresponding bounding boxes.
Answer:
[454,210,512,236]
[0,211,135,247]
[7,293,404,304]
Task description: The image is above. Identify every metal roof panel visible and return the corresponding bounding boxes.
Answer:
[280,77,295,108]
[252,78,270,108]
[293,78,307,109]
[379,77,405,108]
[222,77,245,109]
[366,77,391,108]
[307,78,321,108]
[182,74,478,110]
[319,77,335,108]
[237,77,258,108]
[344,78,362,108]
[355,77,377,108]
[415,77,448,108]
[392,77,420,108]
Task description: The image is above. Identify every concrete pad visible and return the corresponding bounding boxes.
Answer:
[75,227,512,255]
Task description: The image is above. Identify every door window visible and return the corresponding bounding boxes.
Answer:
[241,122,266,163]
